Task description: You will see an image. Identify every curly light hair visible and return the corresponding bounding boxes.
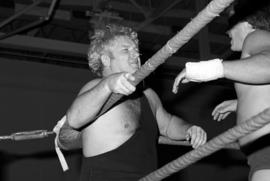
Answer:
[87,24,138,76]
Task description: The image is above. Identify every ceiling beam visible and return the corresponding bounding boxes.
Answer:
[15,0,227,24]
[15,0,92,7]
[128,0,149,17]
[108,1,227,24]
[0,32,88,56]
[0,31,199,70]
[0,31,198,62]
[15,3,71,20]
[136,0,184,30]
[12,3,229,46]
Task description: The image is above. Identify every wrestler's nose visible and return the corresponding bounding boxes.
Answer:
[131,51,139,59]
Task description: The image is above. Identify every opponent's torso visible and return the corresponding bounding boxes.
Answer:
[235,30,270,145]
[235,74,270,145]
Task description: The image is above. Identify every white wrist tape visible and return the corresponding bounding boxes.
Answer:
[53,116,69,171]
[185,59,224,82]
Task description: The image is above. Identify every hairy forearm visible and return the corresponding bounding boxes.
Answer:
[166,115,191,140]
[67,79,112,129]
[223,52,270,84]
[58,121,82,150]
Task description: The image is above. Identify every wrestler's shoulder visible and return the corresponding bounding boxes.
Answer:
[143,88,157,97]
[243,30,270,53]
[78,78,102,95]
[245,30,270,45]
[143,88,161,105]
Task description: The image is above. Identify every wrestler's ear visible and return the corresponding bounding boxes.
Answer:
[101,54,111,67]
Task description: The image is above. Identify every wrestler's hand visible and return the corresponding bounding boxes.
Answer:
[186,125,207,149]
[172,68,188,94]
[212,100,237,122]
[172,59,224,94]
[106,72,136,95]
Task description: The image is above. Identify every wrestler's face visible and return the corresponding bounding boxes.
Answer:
[227,22,246,51]
[227,22,254,51]
[107,35,141,74]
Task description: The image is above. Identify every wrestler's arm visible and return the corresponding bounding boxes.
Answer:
[58,73,136,149]
[223,30,270,84]
[56,80,99,150]
[67,73,136,129]
[172,31,270,93]
[144,88,207,148]
[58,120,82,150]
[212,99,237,122]
[57,78,105,150]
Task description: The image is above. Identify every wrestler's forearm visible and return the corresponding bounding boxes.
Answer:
[58,121,82,150]
[67,79,112,129]
[166,115,191,140]
[223,52,270,84]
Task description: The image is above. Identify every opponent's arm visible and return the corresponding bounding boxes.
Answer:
[212,99,237,122]
[173,31,270,93]
[144,88,207,148]
[223,31,270,84]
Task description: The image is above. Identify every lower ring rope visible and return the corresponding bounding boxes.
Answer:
[0,130,54,141]
[140,107,270,181]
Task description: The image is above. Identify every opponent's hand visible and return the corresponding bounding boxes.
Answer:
[172,68,188,94]
[212,100,237,122]
[106,72,136,95]
[186,125,207,149]
[172,59,224,94]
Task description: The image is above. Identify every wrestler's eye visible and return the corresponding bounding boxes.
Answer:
[121,48,129,53]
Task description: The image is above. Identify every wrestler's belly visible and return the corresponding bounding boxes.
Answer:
[82,128,135,157]
[236,84,270,145]
[81,103,140,157]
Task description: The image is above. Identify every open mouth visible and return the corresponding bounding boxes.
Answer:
[130,58,140,68]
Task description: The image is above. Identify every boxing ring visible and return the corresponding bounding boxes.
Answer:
[2,0,270,180]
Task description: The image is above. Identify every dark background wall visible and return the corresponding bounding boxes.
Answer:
[0,57,248,181]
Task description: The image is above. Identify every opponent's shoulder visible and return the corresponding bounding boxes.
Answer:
[78,78,102,95]
[245,30,270,44]
[243,30,270,54]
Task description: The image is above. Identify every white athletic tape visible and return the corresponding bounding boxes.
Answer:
[53,116,69,171]
[186,58,224,82]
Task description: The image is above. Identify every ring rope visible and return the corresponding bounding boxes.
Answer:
[140,108,270,181]
[158,136,240,149]
[98,0,236,117]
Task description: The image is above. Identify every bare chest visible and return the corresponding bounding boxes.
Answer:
[118,98,141,131]
[89,98,142,133]
[235,83,270,122]
[82,98,143,156]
